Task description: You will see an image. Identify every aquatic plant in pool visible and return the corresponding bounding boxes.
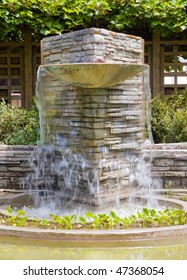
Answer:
[1,205,187,230]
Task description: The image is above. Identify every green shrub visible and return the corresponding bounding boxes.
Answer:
[0,99,40,145]
[151,90,187,143]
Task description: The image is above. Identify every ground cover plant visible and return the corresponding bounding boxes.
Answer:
[0,99,40,145]
[1,206,187,230]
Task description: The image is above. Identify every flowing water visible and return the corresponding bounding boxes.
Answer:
[20,65,163,219]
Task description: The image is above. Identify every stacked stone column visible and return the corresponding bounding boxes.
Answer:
[40,28,145,205]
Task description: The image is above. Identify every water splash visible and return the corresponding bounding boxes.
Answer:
[23,64,162,218]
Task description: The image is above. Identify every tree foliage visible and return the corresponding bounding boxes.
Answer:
[0,0,187,41]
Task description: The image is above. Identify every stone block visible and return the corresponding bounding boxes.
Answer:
[181,177,187,187]
[154,158,175,167]
[164,178,181,188]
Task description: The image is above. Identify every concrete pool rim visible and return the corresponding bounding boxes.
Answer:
[0,222,187,243]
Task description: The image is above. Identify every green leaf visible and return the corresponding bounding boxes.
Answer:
[79,216,87,224]
[85,211,96,219]
[7,206,13,214]
[142,208,150,216]
[110,211,116,218]
[17,209,25,216]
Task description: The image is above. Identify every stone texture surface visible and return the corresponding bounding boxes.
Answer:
[143,143,187,189]
[0,143,187,191]
[42,28,143,64]
[0,145,34,189]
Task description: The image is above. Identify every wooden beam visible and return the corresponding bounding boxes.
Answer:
[23,28,33,108]
[152,32,161,96]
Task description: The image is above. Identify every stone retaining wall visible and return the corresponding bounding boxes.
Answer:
[0,144,186,190]
[144,143,187,189]
[0,145,34,190]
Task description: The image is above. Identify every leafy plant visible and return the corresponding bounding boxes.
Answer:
[137,208,155,227]
[151,90,187,143]
[0,99,40,145]
[50,213,77,229]
[39,219,50,228]
[84,211,122,229]
[1,206,187,230]
[119,214,137,229]
[3,206,28,227]
[108,211,121,229]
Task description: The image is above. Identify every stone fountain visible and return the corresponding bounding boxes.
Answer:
[1,29,187,260]
[32,28,149,207]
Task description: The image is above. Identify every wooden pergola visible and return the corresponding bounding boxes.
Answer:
[0,29,40,108]
[145,33,187,96]
[0,31,187,108]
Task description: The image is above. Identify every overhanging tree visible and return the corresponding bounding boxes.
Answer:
[0,0,187,42]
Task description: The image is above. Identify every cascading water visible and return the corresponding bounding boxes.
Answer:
[127,67,162,209]
[23,63,162,218]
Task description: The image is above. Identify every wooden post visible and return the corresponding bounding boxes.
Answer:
[23,28,33,108]
[152,32,161,96]
[40,39,44,65]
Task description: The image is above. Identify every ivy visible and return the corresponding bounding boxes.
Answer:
[0,0,187,41]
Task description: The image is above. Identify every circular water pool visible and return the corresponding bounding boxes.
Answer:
[1,189,187,260]
[1,233,187,260]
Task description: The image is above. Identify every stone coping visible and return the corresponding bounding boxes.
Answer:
[0,223,187,243]
[143,142,187,150]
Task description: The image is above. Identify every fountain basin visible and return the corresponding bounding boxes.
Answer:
[1,219,187,260]
[1,189,187,242]
[41,63,148,88]
[1,191,187,260]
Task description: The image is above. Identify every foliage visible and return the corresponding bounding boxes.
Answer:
[1,206,187,230]
[50,213,77,229]
[151,90,187,143]
[5,206,28,227]
[0,0,187,41]
[0,99,40,145]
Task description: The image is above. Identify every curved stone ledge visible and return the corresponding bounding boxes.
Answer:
[0,223,187,243]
